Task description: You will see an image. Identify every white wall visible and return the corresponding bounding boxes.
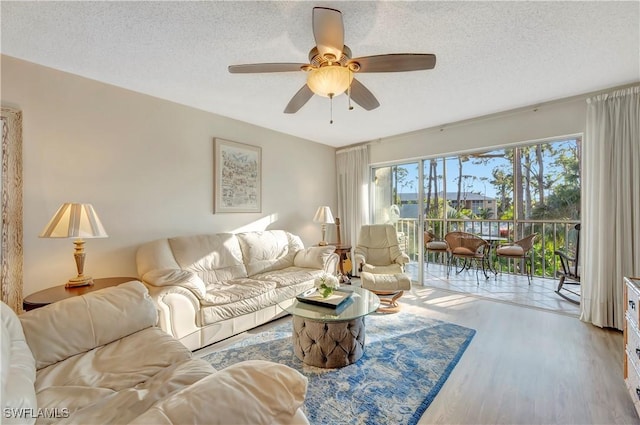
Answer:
[1,55,337,295]
[369,97,587,164]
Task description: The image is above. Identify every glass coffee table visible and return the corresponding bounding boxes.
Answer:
[279,286,380,368]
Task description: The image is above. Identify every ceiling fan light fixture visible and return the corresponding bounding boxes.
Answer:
[229,7,435,115]
[306,65,353,98]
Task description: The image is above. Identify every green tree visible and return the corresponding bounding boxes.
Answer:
[491,167,512,219]
[530,139,580,220]
[476,208,493,219]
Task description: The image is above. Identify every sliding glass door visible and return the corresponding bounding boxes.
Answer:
[370,136,581,285]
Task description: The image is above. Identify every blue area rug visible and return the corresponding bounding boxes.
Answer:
[202,312,475,425]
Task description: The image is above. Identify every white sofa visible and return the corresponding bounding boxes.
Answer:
[136,230,339,351]
[1,281,309,425]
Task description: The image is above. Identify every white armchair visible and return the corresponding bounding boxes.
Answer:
[354,224,411,313]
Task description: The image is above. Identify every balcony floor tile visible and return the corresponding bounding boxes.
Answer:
[404,262,580,316]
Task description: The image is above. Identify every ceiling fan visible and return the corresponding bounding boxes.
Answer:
[228,7,436,121]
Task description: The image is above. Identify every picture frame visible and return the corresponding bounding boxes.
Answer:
[214,138,261,213]
[0,107,23,313]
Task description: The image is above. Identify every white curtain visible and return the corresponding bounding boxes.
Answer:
[581,85,640,329]
[336,145,370,275]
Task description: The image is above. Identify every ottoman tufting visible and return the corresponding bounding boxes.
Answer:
[279,286,380,368]
[292,317,365,368]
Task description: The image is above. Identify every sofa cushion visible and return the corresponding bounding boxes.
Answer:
[293,246,336,269]
[169,233,247,285]
[236,231,304,276]
[20,281,157,370]
[38,361,215,424]
[34,327,196,392]
[199,289,279,326]
[202,278,276,306]
[251,267,325,289]
[169,233,249,283]
[136,238,182,277]
[35,327,214,424]
[128,360,308,425]
[1,303,37,425]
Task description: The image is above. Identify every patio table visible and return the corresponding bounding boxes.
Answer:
[478,235,507,275]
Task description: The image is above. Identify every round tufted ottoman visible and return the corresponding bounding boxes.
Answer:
[292,316,365,368]
[278,286,380,369]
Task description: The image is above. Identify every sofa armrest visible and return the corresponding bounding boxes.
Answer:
[143,284,201,343]
[142,269,207,300]
[1,303,37,425]
[323,252,340,275]
[128,360,309,425]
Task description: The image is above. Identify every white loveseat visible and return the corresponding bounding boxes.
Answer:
[0,281,309,424]
[136,230,339,350]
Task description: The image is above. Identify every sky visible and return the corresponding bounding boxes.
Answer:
[393,159,501,198]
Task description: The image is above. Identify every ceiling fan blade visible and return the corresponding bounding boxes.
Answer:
[228,63,307,73]
[312,7,344,60]
[284,85,314,114]
[350,78,380,111]
[349,54,436,73]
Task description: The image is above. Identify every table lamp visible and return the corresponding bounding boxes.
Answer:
[39,203,108,288]
[313,206,334,246]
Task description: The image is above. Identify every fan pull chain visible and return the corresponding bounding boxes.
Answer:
[348,83,354,110]
[329,93,334,124]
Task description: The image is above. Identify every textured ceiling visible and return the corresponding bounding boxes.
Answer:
[2,1,639,147]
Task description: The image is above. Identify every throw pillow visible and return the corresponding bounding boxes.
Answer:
[294,246,336,269]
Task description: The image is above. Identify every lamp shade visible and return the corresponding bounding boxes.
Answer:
[306,66,353,98]
[39,203,108,239]
[313,206,335,224]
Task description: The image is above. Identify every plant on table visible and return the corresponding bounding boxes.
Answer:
[314,274,340,298]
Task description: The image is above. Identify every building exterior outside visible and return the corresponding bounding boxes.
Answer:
[398,192,496,219]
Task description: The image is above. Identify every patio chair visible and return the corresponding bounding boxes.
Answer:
[444,231,490,284]
[495,233,538,284]
[554,223,581,303]
[355,224,411,313]
[424,231,449,268]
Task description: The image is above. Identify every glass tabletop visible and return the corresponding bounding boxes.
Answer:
[280,286,380,322]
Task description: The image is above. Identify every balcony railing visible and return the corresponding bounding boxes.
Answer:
[394,218,580,279]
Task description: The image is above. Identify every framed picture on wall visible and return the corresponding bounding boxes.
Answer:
[214,138,261,213]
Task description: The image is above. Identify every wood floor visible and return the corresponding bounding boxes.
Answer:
[401,285,637,425]
[196,283,638,424]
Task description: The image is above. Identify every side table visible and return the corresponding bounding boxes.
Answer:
[23,277,139,311]
[322,243,352,284]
